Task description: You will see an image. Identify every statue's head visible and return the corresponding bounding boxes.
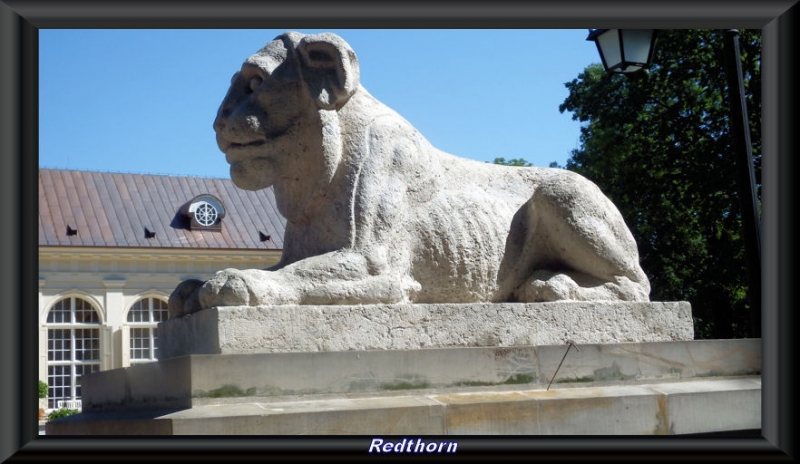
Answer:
[212,32,360,191]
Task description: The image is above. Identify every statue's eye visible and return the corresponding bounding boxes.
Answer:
[248,76,263,93]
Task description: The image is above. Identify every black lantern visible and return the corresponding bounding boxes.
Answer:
[586,29,657,74]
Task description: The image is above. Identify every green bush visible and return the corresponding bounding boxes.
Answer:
[48,408,79,421]
[38,380,48,399]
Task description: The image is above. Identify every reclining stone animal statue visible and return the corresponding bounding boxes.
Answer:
[168,31,651,318]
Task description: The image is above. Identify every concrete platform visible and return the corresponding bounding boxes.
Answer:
[157,301,694,358]
[47,338,760,435]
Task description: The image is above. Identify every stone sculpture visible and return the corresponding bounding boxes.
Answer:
[168,31,651,318]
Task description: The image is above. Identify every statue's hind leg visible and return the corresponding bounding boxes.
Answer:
[500,171,650,302]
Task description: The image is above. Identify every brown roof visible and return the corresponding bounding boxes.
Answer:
[39,169,286,250]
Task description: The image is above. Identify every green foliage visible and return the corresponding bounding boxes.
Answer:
[48,408,79,421]
[502,374,534,385]
[380,380,431,391]
[493,157,532,167]
[559,30,761,339]
[194,385,257,398]
[38,380,48,399]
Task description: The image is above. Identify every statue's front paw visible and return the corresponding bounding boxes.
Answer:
[168,279,204,319]
[198,268,254,308]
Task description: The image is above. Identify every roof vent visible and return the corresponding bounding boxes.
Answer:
[259,232,271,242]
[66,225,78,236]
[144,227,156,239]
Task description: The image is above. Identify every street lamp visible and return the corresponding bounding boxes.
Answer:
[586,29,658,74]
[586,29,762,337]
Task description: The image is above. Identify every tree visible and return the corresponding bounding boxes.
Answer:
[493,157,532,167]
[559,29,761,339]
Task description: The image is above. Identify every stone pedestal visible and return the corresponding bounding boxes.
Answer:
[157,301,694,358]
[46,302,761,436]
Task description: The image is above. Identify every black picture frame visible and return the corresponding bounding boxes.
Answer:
[2,1,796,460]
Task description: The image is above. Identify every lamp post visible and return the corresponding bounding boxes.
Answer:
[587,29,761,337]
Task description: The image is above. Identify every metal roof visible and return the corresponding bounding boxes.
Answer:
[39,169,286,250]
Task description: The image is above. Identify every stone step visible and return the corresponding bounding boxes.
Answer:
[53,338,760,436]
[81,339,759,412]
[47,376,761,435]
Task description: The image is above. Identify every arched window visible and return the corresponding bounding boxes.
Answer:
[128,297,168,363]
[46,296,102,409]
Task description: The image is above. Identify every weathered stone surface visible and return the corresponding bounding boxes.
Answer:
[169,31,652,317]
[437,378,761,435]
[159,301,693,357]
[82,339,754,413]
[53,339,759,436]
[49,377,761,435]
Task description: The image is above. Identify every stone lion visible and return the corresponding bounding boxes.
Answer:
[168,31,650,318]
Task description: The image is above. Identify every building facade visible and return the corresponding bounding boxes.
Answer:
[38,169,286,409]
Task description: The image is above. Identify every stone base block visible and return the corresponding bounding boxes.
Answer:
[158,301,693,358]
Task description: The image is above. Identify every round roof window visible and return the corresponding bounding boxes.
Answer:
[194,201,219,227]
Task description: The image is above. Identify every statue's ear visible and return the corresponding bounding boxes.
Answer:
[297,33,360,110]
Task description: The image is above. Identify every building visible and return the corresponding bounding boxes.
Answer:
[38,168,286,409]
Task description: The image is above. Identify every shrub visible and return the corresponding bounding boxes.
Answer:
[48,408,79,421]
[38,380,48,399]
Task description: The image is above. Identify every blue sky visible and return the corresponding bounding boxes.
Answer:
[39,29,602,178]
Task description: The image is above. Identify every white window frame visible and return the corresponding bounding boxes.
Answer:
[127,297,168,364]
[194,201,219,226]
[45,296,102,410]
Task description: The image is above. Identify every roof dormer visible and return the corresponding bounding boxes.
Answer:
[180,194,226,231]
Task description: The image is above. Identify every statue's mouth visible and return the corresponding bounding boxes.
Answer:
[225,140,266,151]
[219,138,267,161]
